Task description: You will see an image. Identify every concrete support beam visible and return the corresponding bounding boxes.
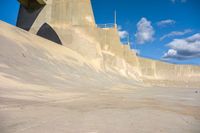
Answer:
[18,0,46,9]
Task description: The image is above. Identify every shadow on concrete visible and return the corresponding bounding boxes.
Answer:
[37,23,62,45]
[16,5,44,31]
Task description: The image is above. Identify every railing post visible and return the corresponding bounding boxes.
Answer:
[114,10,117,28]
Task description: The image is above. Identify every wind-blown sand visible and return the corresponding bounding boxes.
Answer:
[0,21,200,133]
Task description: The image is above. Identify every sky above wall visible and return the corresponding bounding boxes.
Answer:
[0,0,200,65]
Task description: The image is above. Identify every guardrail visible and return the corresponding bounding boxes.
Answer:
[96,23,116,29]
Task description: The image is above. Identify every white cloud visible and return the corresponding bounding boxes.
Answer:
[135,17,155,44]
[163,33,200,60]
[157,19,176,27]
[171,0,187,3]
[160,29,192,41]
[163,49,178,59]
[118,26,129,39]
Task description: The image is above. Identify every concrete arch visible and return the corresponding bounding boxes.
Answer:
[37,23,62,45]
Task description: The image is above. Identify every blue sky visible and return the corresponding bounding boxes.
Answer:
[0,0,200,65]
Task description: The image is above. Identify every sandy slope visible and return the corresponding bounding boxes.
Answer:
[0,21,200,133]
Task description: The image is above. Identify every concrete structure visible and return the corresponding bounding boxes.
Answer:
[1,20,200,133]
[0,1,200,132]
[17,0,96,32]
[15,0,200,86]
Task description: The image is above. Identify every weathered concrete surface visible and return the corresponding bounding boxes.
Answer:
[0,0,200,132]
[16,0,200,86]
[0,21,200,133]
[20,0,96,34]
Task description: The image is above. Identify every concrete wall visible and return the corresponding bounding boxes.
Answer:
[94,26,200,83]
[16,0,200,85]
[136,57,200,82]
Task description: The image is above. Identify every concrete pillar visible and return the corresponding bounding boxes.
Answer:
[17,0,96,33]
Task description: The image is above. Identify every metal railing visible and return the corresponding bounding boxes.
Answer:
[96,23,116,29]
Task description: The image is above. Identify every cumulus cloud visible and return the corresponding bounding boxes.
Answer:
[157,19,176,27]
[135,17,155,44]
[160,29,192,41]
[171,0,187,3]
[163,33,200,60]
[118,26,129,39]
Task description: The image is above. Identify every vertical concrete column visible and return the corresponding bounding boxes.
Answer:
[17,0,96,33]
